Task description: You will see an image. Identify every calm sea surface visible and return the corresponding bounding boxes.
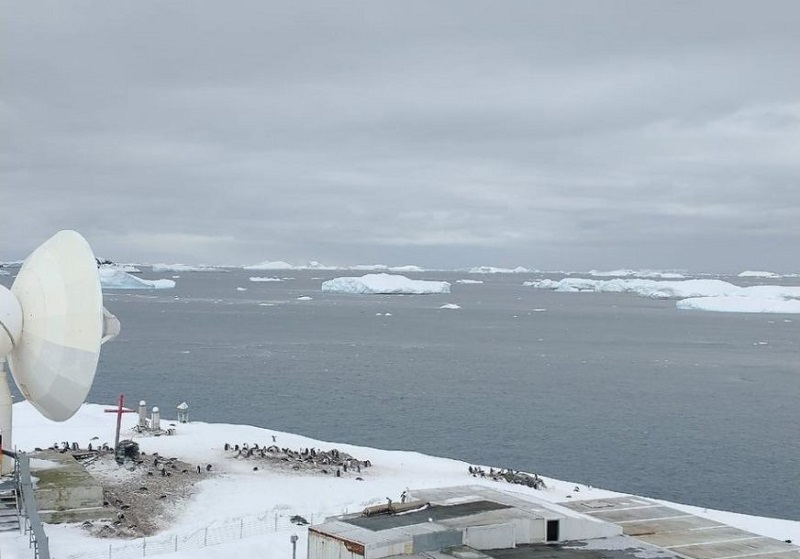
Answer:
[4,269,799,520]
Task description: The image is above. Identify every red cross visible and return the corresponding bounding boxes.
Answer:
[104,394,137,450]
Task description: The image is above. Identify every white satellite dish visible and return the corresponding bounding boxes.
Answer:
[0,230,120,474]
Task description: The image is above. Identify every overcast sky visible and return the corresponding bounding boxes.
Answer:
[2,1,798,272]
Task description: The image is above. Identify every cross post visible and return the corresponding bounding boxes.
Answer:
[104,395,137,450]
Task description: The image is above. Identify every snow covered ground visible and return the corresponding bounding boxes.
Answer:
[1,401,798,559]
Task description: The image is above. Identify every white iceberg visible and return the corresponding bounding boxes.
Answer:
[249,276,282,282]
[525,278,739,298]
[388,265,424,272]
[244,260,295,270]
[677,297,800,313]
[321,273,450,295]
[737,270,781,278]
[98,262,141,273]
[439,303,461,309]
[151,263,220,272]
[456,279,484,284]
[527,278,800,314]
[588,269,686,279]
[469,266,531,274]
[349,264,389,271]
[99,268,175,289]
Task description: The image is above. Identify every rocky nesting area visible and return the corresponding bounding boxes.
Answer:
[79,451,208,538]
[223,442,372,478]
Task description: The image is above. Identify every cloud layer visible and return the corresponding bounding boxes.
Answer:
[3,2,799,271]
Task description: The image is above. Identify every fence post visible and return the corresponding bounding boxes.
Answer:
[239,518,244,539]
[108,542,112,559]
[142,537,146,557]
[174,534,178,552]
[204,527,208,546]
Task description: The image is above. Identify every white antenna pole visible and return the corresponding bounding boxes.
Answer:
[0,359,13,475]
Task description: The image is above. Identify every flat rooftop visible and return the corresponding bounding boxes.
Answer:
[344,500,511,531]
[562,496,800,559]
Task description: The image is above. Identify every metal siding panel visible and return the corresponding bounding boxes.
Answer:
[412,529,464,552]
[464,523,515,550]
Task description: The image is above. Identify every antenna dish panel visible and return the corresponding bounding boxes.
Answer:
[7,230,104,421]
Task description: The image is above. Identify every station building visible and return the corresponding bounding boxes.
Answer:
[307,485,621,559]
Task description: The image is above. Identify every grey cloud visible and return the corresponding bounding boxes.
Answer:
[2,1,799,272]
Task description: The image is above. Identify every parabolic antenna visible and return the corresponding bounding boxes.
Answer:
[0,230,120,473]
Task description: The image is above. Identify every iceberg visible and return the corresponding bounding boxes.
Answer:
[151,263,221,272]
[98,262,141,273]
[321,273,450,295]
[98,268,176,290]
[244,260,295,270]
[439,303,461,309]
[469,266,531,274]
[588,269,686,279]
[525,278,739,298]
[737,270,781,278]
[677,297,800,313]
[456,279,484,284]
[527,278,800,314]
[388,265,424,272]
[249,276,282,282]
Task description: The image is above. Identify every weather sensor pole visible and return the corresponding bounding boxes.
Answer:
[0,230,120,474]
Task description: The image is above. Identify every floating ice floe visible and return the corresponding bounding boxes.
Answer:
[151,263,221,272]
[244,260,295,270]
[439,303,461,309]
[588,269,686,279]
[249,277,282,282]
[322,273,450,295]
[469,266,531,274]
[456,279,484,284]
[99,268,175,289]
[526,278,800,314]
[237,287,247,291]
[737,270,781,278]
[296,296,313,300]
[677,297,800,313]
[98,262,141,273]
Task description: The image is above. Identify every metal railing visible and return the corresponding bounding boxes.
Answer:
[3,449,51,559]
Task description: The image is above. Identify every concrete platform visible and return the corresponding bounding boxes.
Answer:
[562,497,800,559]
[30,451,109,523]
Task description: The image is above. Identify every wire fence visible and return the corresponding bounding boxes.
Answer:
[61,510,314,559]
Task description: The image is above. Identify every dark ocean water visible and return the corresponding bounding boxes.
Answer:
[4,269,799,520]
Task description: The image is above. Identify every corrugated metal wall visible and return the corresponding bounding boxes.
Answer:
[308,530,364,559]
